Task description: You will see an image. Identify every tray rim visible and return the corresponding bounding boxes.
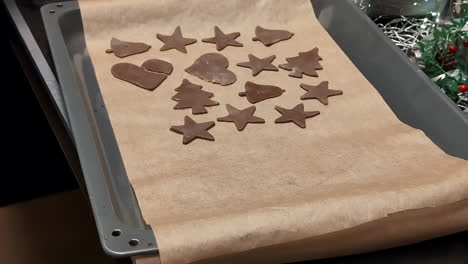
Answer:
[40,1,158,258]
[3,0,71,128]
[313,0,467,159]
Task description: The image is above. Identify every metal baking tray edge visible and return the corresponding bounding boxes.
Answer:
[40,2,158,258]
[313,0,468,159]
[39,0,468,260]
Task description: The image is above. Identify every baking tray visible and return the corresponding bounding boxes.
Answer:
[40,0,468,259]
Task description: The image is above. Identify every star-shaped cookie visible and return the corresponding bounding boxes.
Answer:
[202,26,243,51]
[274,104,320,128]
[300,81,343,105]
[217,105,265,131]
[170,116,215,144]
[237,54,278,76]
[156,26,197,53]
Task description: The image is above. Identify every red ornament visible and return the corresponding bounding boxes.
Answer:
[449,45,458,53]
[464,40,468,47]
[459,84,468,93]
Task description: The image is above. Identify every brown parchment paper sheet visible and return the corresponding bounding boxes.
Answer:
[78,0,468,263]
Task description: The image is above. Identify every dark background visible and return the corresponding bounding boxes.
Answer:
[2,0,77,206]
[2,0,468,263]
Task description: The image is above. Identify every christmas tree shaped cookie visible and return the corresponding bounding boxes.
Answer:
[279,48,323,78]
[172,79,219,114]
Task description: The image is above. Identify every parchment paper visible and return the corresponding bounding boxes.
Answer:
[78,0,468,263]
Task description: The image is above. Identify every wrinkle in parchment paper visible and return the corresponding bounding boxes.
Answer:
[78,0,468,263]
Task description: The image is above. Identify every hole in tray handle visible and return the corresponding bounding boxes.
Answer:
[129,239,139,247]
[111,230,121,237]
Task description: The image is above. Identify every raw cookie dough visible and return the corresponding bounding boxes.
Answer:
[239,81,285,103]
[170,116,215,144]
[156,26,197,53]
[237,54,278,76]
[142,59,173,75]
[172,79,219,114]
[300,81,343,105]
[185,53,237,86]
[217,104,265,131]
[252,26,294,46]
[274,103,320,128]
[111,63,167,91]
[105,38,151,58]
[279,48,323,78]
[202,26,243,51]
[172,79,214,100]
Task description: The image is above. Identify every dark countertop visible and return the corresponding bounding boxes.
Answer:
[305,231,468,264]
[4,0,468,263]
[2,0,77,206]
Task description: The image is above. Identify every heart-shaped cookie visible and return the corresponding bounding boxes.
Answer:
[111,63,167,91]
[142,59,173,75]
[185,53,237,86]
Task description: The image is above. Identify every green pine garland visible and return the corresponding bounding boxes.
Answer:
[418,10,468,101]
